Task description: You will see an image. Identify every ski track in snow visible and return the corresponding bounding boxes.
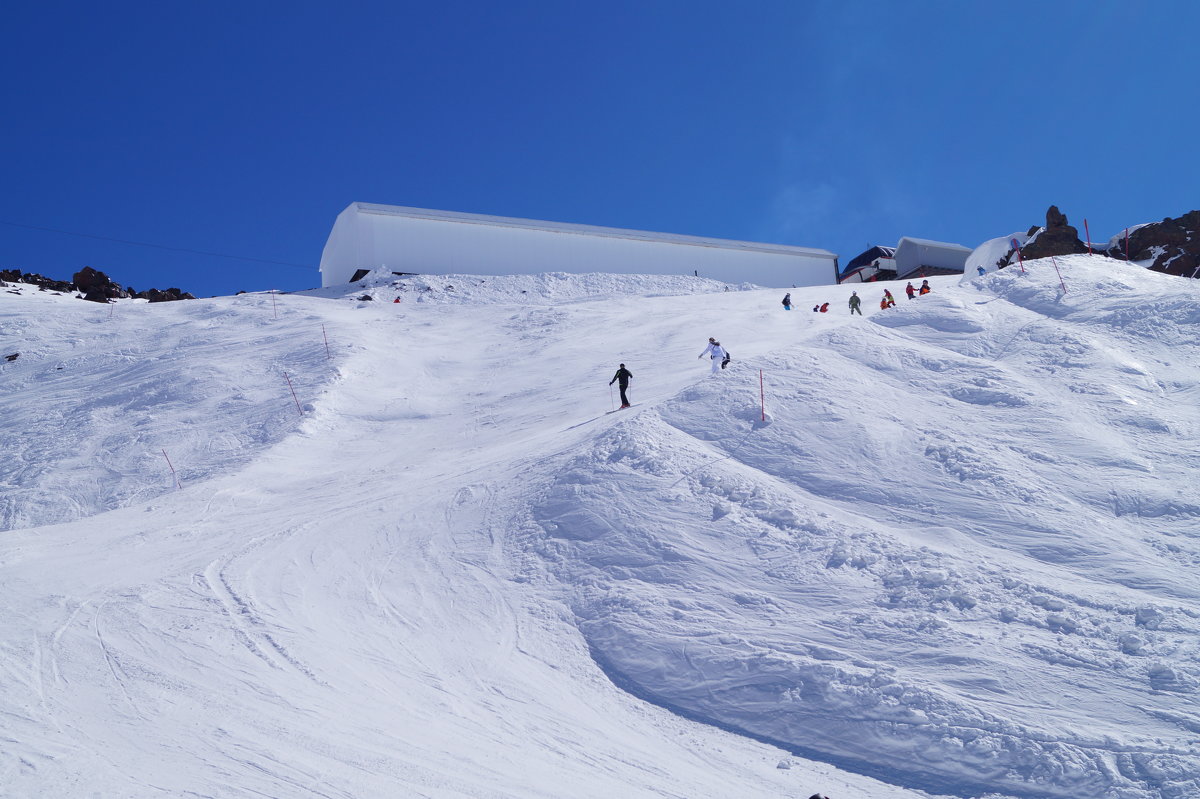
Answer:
[1,260,1199,798]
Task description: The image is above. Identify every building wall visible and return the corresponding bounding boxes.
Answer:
[893,238,971,278]
[320,205,837,288]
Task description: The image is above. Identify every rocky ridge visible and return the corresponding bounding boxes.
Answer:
[0,266,196,302]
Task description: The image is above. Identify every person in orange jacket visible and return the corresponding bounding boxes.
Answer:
[919,279,931,295]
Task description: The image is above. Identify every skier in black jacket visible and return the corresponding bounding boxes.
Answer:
[609,364,633,408]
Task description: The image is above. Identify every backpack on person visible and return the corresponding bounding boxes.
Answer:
[721,350,731,369]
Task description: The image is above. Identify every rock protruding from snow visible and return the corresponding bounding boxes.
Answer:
[1017,205,1089,263]
[1106,210,1200,277]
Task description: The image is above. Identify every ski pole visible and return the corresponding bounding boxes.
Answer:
[609,383,615,411]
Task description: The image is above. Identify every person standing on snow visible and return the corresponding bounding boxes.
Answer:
[782,292,792,310]
[905,282,916,300]
[919,279,931,295]
[609,363,633,408]
[883,289,896,308]
[848,291,862,315]
[698,337,727,375]
[977,265,987,276]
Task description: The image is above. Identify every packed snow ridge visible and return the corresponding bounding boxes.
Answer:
[2,257,1199,799]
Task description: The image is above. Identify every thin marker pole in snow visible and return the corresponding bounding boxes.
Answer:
[1010,238,1026,274]
[162,449,181,489]
[108,300,114,319]
[1084,219,1093,256]
[322,324,331,359]
[1051,256,1067,293]
[270,290,278,319]
[284,371,303,416]
[759,370,766,422]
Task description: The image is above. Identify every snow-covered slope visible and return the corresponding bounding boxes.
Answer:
[2,258,1198,798]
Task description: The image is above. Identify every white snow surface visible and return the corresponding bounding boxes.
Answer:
[964,232,1030,276]
[2,257,1200,799]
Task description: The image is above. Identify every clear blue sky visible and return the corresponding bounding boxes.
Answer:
[3,1,1197,297]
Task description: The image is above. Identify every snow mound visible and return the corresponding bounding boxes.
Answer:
[527,255,1200,799]
[300,269,759,305]
[962,231,1030,278]
[0,290,333,530]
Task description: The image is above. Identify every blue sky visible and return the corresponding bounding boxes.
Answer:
[2,0,1197,297]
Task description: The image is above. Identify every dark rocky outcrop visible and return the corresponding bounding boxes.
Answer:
[1019,205,1089,261]
[1105,210,1200,277]
[1,269,75,293]
[136,287,197,302]
[73,267,129,302]
[1,266,197,301]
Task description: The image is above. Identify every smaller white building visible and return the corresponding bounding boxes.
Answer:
[319,203,839,288]
[892,237,972,280]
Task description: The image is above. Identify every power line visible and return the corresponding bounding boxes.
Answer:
[0,218,315,271]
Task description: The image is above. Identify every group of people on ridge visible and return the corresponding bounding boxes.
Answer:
[844,279,931,315]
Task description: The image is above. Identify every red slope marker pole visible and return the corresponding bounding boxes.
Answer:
[1084,218,1093,255]
[1051,256,1067,293]
[162,449,181,489]
[759,370,766,422]
[284,371,303,416]
[1010,238,1026,274]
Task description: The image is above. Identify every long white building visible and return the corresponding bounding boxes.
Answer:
[319,203,839,288]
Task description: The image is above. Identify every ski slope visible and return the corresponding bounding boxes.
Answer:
[2,257,1198,799]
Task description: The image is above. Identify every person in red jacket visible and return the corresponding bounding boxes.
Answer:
[905,282,916,300]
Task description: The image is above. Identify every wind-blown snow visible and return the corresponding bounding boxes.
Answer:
[2,256,1198,799]
[964,232,1030,276]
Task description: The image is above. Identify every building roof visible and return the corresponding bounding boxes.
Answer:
[839,245,896,279]
[895,236,972,253]
[347,202,837,260]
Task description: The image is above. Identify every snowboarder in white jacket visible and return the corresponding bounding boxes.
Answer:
[698,337,728,375]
